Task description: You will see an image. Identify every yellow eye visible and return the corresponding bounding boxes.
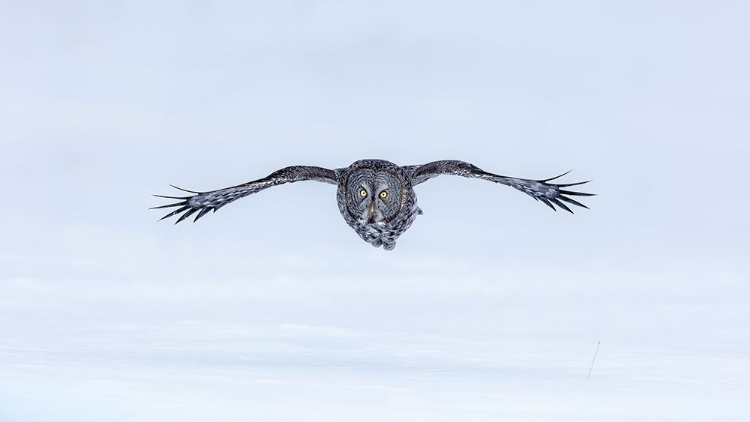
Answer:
[359,188,368,197]
[379,190,388,199]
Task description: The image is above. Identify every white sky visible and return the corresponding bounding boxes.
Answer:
[1,1,749,421]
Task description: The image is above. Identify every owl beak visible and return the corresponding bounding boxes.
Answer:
[367,203,377,223]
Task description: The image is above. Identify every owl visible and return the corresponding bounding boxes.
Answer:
[152,159,594,250]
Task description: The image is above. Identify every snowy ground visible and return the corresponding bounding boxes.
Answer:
[1,263,748,422]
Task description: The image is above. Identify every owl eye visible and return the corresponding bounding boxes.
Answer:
[379,190,388,199]
[359,188,368,197]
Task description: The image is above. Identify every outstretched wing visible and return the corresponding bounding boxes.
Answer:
[152,166,339,224]
[403,160,595,213]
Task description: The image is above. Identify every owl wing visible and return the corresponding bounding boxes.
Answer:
[403,160,595,213]
[152,166,339,223]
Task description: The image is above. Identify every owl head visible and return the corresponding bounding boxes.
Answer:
[341,159,411,225]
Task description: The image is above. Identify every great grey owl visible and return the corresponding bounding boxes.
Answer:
[152,159,594,250]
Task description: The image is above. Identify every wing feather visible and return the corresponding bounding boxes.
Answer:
[539,197,557,211]
[405,160,595,212]
[158,205,190,221]
[549,197,573,213]
[152,165,338,224]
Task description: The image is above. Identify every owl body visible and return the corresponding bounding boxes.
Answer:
[154,158,594,250]
[336,159,421,250]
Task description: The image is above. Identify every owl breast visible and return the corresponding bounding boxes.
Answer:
[352,203,421,250]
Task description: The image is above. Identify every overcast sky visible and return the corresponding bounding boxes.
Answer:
[1,1,749,421]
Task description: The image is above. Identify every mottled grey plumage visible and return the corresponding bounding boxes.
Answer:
[152,159,595,250]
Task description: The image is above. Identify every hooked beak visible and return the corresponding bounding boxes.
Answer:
[367,203,377,223]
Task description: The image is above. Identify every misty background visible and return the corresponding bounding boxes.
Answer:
[1,1,748,421]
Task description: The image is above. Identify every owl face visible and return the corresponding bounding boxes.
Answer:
[343,160,408,225]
